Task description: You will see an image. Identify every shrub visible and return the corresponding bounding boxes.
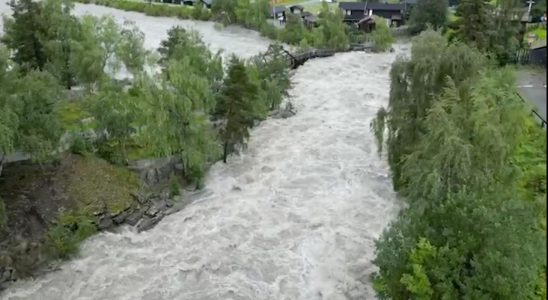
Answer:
[370,16,394,52]
[45,212,97,259]
[169,175,181,196]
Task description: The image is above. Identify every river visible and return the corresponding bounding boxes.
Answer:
[0,3,404,299]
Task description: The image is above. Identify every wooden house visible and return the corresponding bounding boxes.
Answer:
[289,4,305,14]
[272,6,288,23]
[339,2,407,27]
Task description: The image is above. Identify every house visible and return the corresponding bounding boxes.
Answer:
[201,0,213,8]
[339,2,407,26]
[339,2,368,23]
[449,0,459,7]
[365,3,406,27]
[289,4,305,14]
[302,11,319,28]
[530,41,547,66]
[181,0,212,7]
[272,6,287,23]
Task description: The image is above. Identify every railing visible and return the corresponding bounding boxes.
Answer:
[515,92,547,129]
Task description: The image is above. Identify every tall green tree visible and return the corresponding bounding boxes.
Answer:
[408,0,449,34]
[455,0,521,64]
[41,0,81,89]
[372,30,486,190]
[2,0,47,71]
[216,56,259,163]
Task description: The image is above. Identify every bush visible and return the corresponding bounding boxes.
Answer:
[169,175,181,196]
[370,16,394,52]
[45,212,97,259]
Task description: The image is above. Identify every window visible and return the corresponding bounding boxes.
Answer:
[346,10,351,16]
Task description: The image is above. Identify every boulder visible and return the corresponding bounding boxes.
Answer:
[112,208,131,225]
[125,209,144,226]
[97,215,113,231]
[128,156,181,186]
[136,215,163,232]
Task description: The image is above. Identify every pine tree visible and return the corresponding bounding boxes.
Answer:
[217,56,258,163]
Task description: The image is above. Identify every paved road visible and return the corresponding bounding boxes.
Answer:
[517,67,547,122]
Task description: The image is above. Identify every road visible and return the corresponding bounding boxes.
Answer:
[517,67,547,122]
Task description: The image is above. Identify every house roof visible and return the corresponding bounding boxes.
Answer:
[289,4,304,9]
[357,15,374,24]
[338,2,367,10]
[201,0,213,5]
[365,3,405,11]
[272,6,287,14]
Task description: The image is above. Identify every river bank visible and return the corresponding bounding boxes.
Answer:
[1,2,405,299]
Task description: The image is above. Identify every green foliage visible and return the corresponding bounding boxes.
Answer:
[279,13,308,45]
[408,0,448,34]
[247,43,291,111]
[116,21,148,76]
[372,30,486,189]
[45,212,96,259]
[216,56,259,163]
[2,0,48,71]
[41,0,81,89]
[454,0,521,65]
[309,3,350,51]
[169,175,181,196]
[11,70,63,163]
[370,16,395,52]
[372,31,546,300]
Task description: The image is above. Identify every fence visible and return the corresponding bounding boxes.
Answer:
[515,92,547,129]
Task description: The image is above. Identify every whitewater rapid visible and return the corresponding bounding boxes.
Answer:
[1,3,404,299]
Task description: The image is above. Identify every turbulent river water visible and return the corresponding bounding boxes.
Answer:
[1,3,406,299]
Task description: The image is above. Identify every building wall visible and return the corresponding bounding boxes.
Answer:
[530,46,547,65]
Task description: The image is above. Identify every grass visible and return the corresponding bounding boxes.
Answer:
[64,154,141,215]
[56,101,92,131]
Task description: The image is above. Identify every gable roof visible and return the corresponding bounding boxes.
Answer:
[272,6,287,14]
[365,3,405,11]
[289,4,304,10]
[338,2,367,10]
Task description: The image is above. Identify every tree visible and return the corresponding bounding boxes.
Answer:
[72,15,122,89]
[408,0,449,34]
[216,56,259,163]
[454,0,521,64]
[369,16,395,52]
[116,21,148,76]
[1,0,48,71]
[311,2,350,51]
[211,0,237,25]
[0,47,18,176]
[41,0,81,89]
[371,30,486,189]
[247,43,291,112]
[279,13,307,45]
[10,70,63,164]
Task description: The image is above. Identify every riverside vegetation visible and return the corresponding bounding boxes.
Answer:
[370,0,547,297]
[0,0,297,285]
[75,0,395,52]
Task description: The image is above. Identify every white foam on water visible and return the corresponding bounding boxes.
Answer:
[1,3,406,299]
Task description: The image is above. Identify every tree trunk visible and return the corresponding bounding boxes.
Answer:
[223,142,228,163]
[0,154,4,177]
